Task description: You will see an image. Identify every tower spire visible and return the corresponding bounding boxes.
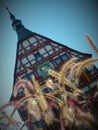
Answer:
[6,7,34,41]
[6,7,15,22]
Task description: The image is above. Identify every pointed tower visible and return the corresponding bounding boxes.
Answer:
[7,8,98,130]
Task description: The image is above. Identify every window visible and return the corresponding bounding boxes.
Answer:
[18,109,28,121]
[29,37,38,47]
[35,36,41,40]
[39,48,46,55]
[20,74,28,80]
[18,87,24,95]
[82,87,89,92]
[22,40,30,48]
[43,53,48,57]
[35,121,45,128]
[17,60,20,67]
[29,72,35,79]
[25,63,30,67]
[22,75,28,80]
[28,54,34,61]
[27,54,35,64]
[45,45,52,51]
[48,50,53,54]
[34,52,42,61]
[55,58,61,64]
[61,54,68,61]
[45,45,53,54]
[29,37,36,43]
[36,35,46,42]
[90,81,96,88]
[21,57,28,64]
[20,66,24,71]
[42,87,52,93]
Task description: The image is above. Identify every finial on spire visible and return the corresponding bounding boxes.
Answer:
[6,6,15,21]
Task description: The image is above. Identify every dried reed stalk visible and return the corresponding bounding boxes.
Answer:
[13,79,34,97]
[32,77,53,124]
[85,34,98,55]
[70,62,81,81]
[32,77,48,112]
[60,58,76,82]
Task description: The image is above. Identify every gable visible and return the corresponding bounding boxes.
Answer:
[13,33,91,84]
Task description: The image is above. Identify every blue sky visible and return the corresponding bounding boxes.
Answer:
[0,0,98,129]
